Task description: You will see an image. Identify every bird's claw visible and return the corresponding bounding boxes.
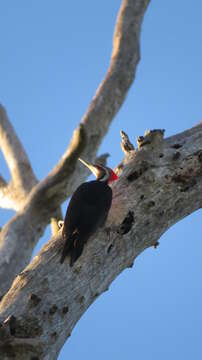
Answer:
[58,220,64,230]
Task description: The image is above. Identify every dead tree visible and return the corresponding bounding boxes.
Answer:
[0,0,201,359]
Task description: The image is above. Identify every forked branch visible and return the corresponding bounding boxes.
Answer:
[0,0,150,297]
[0,105,37,210]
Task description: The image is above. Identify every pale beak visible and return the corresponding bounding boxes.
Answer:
[78,158,98,177]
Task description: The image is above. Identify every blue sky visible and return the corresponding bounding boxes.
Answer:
[1,1,202,359]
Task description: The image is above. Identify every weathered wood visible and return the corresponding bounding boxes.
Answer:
[0,0,150,300]
[0,125,201,359]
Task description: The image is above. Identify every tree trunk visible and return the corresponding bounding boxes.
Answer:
[0,126,201,359]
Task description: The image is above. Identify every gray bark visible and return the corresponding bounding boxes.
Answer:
[0,105,37,210]
[0,0,150,299]
[1,0,201,359]
[0,126,201,359]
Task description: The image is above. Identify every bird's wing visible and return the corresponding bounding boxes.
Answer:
[64,182,112,233]
[61,182,112,265]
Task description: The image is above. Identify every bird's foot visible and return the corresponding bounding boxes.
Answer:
[58,220,64,231]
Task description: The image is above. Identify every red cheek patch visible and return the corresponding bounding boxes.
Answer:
[109,170,118,183]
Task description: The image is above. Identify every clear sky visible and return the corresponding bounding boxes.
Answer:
[1,1,202,359]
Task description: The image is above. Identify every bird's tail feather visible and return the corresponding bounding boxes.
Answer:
[60,231,84,266]
[60,243,70,264]
[60,231,77,264]
[70,238,84,267]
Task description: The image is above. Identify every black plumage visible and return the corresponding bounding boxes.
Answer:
[60,180,112,266]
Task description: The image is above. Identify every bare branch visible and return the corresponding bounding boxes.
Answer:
[0,105,37,193]
[0,0,150,305]
[0,175,11,209]
[0,124,202,359]
[0,172,30,211]
[120,130,135,154]
[28,0,150,207]
[0,175,7,189]
[0,105,37,211]
[82,0,150,136]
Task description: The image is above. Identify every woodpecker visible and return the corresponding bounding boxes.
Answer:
[60,158,118,266]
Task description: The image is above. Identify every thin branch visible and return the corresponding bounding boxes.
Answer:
[0,124,202,359]
[0,105,37,211]
[120,130,135,154]
[0,105,37,192]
